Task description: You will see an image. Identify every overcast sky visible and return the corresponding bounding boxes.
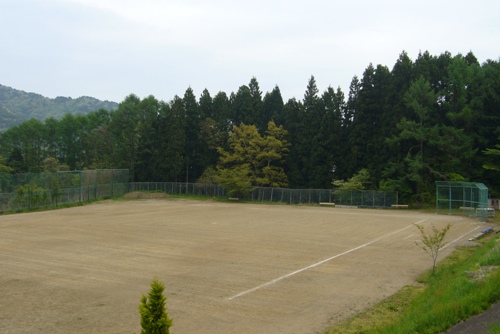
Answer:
[1,0,499,103]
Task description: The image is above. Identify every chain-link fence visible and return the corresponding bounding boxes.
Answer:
[244,187,333,204]
[436,181,491,220]
[129,182,226,197]
[129,182,398,207]
[333,189,398,208]
[0,169,129,213]
[0,173,400,213]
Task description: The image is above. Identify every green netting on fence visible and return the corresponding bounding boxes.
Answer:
[0,169,129,212]
[436,181,490,220]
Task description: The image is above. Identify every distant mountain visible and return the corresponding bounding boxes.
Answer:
[0,84,118,131]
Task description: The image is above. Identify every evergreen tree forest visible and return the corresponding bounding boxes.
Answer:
[1,51,500,202]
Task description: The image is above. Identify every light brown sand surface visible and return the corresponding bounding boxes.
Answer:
[0,199,482,333]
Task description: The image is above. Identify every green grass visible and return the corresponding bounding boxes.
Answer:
[489,323,500,334]
[0,201,87,215]
[325,234,500,334]
[170,193,222,201]
[0,194,125,215]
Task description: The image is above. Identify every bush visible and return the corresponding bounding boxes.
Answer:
[138,278,173,334]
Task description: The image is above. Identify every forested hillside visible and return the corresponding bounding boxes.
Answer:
[0,84,118,131]
[1,50,499,202]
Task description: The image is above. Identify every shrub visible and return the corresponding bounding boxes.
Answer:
[138,278,173,334]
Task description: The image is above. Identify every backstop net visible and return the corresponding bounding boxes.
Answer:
[0,169,129,213]
[436,181,491,220]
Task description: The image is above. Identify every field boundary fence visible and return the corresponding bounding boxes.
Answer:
[0,171,400,213]
[129,182,226,198]
[128,182,399,207]
[0,169,129,213]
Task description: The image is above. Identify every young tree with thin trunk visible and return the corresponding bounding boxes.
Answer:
[415,223,451,273]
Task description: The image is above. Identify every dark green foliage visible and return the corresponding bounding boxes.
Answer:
[138,278,172,334]
[1,50,499,201]
[262,85,284,126]
[183,87,208,183]
[216,121,289,191]
[108,94,142,180]
[0,156,13,174]
[157,97,186,182]
[135,96,163,182]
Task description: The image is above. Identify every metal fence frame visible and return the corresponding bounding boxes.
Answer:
[129,182,226,198]
[0,170,401,213]
[129,182,398,207]
[436,181,490,220]
[0,169,129,213]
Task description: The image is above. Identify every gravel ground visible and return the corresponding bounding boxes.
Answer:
[0,199,484,333]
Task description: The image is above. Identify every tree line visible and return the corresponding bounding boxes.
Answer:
[0,50,499,202]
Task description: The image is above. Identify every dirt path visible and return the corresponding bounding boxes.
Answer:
[0,200,483,333]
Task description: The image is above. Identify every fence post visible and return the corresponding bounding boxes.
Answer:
[449,186,452,214]
[79,171,83,203]
[28,172,31,210]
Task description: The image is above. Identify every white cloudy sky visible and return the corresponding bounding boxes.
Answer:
[1,0,499,103]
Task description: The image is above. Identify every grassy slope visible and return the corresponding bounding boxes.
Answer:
[325,232,500,334]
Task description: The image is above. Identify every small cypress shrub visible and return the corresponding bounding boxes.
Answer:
[138,278,173,334]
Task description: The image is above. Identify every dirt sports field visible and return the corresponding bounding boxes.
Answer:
[0,198,486,334]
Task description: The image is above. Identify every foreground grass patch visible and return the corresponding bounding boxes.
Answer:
[325,285,425,334]
[489,323,500,334]
[325,235,500,334]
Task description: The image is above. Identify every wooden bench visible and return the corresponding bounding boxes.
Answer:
[319,202,335,207]
[459,206,475,211]
[228,197,239,201]
[391,204,409,209]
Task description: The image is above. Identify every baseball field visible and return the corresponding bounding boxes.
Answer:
[0,198,484,333]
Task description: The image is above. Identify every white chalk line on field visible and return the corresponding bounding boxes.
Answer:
[439,224,484,251]
[228,219,428,301]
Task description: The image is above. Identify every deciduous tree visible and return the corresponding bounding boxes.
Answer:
[216,121,289,192]
[415,223,451,273]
